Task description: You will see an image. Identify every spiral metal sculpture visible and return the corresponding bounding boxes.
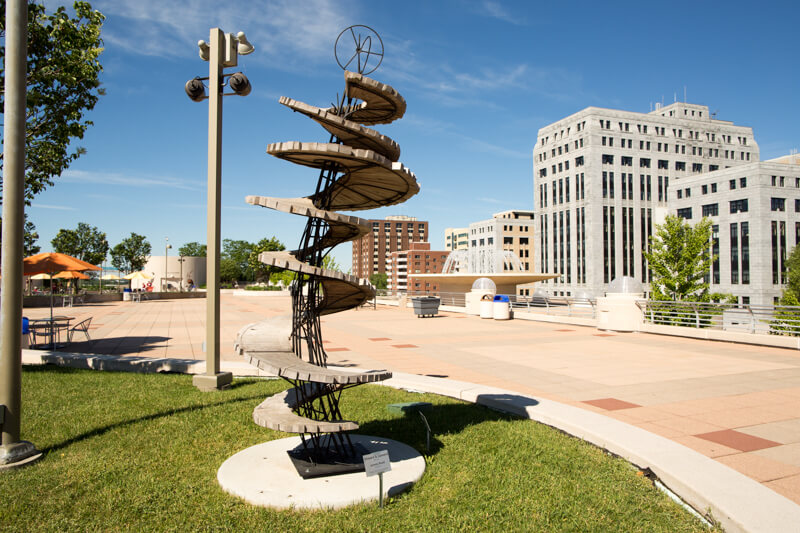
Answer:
[236,27,419,476]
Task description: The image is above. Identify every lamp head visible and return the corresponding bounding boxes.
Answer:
[236,31,254,55]
[185,78,206,102]
[229,72,251,97]
[198,40,210,61]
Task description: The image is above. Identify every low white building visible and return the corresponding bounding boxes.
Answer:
[141,255,206,291]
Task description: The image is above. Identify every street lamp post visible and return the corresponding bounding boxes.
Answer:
[186,28,253,391]
[0,0,41,468]
[164,238,172,292]
[178,256,185,292]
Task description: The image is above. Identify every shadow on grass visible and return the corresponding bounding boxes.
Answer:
[357,399,521,456]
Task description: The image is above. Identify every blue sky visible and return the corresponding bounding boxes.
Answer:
[29,0,799,271]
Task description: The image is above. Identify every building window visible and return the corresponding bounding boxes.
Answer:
[731,223,739,284]
[575,156,584,166]
[741,222,749,285]
[658,160,668,169]
[675,161,685,171]
[684,187,691,198]
[640,158,650,168]
[677,190,682,199]
[602,154,614,165]
[702,203,718,217]
[729,199,749,214]
[701,184,708,195]
[503,237,513,245]
[677,207,692,219]
[711,224,720,284]
[711,183,717,193]
[519,237,529,245]
[771,198,786,212]
[692,163,703,173]
[621,156,632,166]
[740,177,747,188]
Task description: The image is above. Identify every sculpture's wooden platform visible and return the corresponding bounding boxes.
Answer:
[253,385,359,434]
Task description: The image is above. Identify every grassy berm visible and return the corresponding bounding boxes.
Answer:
[0,367,717,532]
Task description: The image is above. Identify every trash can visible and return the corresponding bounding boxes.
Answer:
[22,317,29,349]
[480,294,494,319]
[493,294,511,320]
[412,296,440,318]
[123,288,132,301]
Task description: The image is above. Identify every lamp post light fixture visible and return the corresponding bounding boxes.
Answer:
[186,28,253,392]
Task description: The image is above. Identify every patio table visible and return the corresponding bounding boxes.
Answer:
[30,316,74,349]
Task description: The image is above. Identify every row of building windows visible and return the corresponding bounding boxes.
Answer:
[600,172,669,203]
[538,173,586,208]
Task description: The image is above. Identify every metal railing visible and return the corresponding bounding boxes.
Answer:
[510,295,597,318]
[405,291,466,307]
[636,300,800,336]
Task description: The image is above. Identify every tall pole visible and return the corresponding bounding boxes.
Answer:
[0,0,40,467]
[193,28,232,391]
[164,238,170,292]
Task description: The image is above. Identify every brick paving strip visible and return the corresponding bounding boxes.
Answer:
[21,294,800,509]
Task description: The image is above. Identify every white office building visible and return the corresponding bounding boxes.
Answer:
[533,101,762,300]
[671,159,800,305]
[467,210,535,273]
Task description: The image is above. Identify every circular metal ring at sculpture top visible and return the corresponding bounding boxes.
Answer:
[335,25,384,75]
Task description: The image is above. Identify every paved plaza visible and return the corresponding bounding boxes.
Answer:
[23,292,800,505]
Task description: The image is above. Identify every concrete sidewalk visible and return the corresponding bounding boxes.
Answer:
[24,293,800,507]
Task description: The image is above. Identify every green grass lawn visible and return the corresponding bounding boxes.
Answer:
[0,367,715,532]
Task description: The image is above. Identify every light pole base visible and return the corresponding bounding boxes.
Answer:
[193,372,233,391]
[0,441,42,470]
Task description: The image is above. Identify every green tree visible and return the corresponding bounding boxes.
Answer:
[23,218,40,255]
[321,254,342,272]
[270,268,294,288]
[247,236,285,281]
[178,241,206,257]
[643,214,713,301]
[369,272,387,290]
[219,258,240,283]
[783,245,800,300]
[0,1,105,204]
[51,221,108,264]
[222,239,256,281]
[110,233,150,273]
[0,214,40,255]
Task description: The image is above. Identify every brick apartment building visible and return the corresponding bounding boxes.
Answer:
[386,242,449,293]
[352,216,428,278]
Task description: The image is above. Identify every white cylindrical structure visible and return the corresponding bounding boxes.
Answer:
[480,298,494,318]
[493,300,510,320]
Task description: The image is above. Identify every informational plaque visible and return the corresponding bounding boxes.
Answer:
[363,450,391,477]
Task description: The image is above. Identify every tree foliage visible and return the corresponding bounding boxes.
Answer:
[178,241,206,257]
[247,237,285,281]
[369,272,387,290]
[51,221,108,265]
[783,245,800,301]
[0,213,40,255]
[643,215,713,301]
[0,1,105,204]
[321,254,342,272]
[110,233,150,273]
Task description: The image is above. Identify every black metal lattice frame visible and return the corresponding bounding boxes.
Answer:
[285,89,361,463]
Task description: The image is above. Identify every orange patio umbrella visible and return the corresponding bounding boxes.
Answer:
[23,252,100,276]
[22,253,100,326]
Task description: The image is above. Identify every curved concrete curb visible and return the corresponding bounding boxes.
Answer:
[376,371,800,533]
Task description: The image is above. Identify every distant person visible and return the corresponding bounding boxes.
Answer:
[188,279,195,291]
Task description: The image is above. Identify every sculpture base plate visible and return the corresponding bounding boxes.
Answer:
[217,434,425,509]
[287,442,368,479]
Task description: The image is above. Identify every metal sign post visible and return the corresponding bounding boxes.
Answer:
[363,449,392,508]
